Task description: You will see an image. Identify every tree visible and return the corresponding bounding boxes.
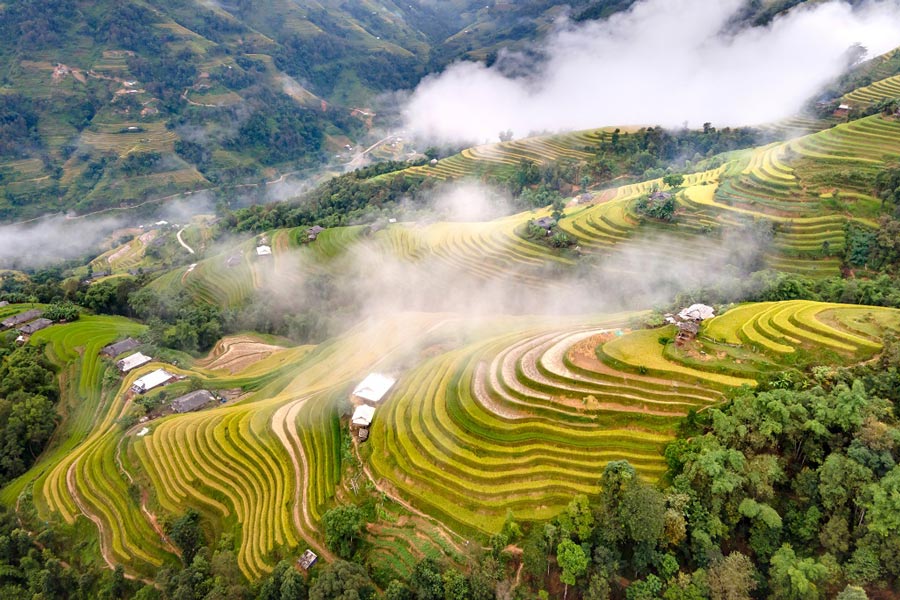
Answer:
[768,544,828,600]
[442,569,470,600]
[663,174,685,189]
[835,585,868,600]
[322,505,365,559]
[556,539,588,599]
[308,560,374,600]
[707,552,756,600]
[167,509,203,565]
[409,558,443,600]
[865,465,900,536]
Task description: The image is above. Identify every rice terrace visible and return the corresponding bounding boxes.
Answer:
[3,1,900,599]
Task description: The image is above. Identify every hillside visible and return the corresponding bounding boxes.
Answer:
[0,0,849,223]
[5,3,900,599]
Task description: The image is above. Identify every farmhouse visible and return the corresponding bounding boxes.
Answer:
[298,549,318,571]
[649,190,673,202]
[666,303,715,346]
[101,337,141,358]
[834,104,852,117]
[1,309,43,330]
[131,369,175,394]
[307,225,325,241]
[352,405,376,428]
[17,318,53,335]
[678,304,716,322]
[352,373,396,404]
[117,352,153,373]
[171,390,214,413]
[256,245,272,257]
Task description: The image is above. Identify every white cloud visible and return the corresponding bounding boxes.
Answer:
[403,0,900,144]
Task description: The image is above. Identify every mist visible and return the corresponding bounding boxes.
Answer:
[0,215,124,269]
[243,182,771,343]
[404,0,900,144]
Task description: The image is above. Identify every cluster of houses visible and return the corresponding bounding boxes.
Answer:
[101,337,215,412]
[1,308,54,345]
[665,303,716,347]
[349,372,397,442]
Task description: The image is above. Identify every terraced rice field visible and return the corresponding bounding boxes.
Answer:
[368,301,897,534]
[3,299,896,580]
[844,73,900,105]
[80,121,178,156]
[405,129,612,181]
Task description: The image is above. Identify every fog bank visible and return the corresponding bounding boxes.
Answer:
[404,0,900,143]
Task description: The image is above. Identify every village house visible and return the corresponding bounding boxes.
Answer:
[101,337,141,358]
[256,245,272,257]
[665,303,716,347]
[532,216,556,234]
[17,318,53,336]
[351,405,376,441]
[307,225,325,241]
[298,549,318,571]
[352,373,396,405]
[1,309,43,331]
[117,352,153,373]
[171,390,215,414]
[834,104,852,118]
[131,369,175,394]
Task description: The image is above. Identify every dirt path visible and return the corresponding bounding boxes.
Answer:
[115,428,180,555]
[176,228,195,254]
[66,461,132,576]
[355,445,469,554]
[270,396,336,562]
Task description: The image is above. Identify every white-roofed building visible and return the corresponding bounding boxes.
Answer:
[677,304,715,322]
[131,369,175,394]
[256,245,272,257]
[351,405,376,427]
[117,352,153,373]
[352,373,396,404]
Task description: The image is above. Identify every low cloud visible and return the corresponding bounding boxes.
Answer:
[404,0,900,144]
[0,216,124,269]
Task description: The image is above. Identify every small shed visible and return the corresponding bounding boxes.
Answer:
[17,318,53,335]
[171,390,214,414]
[101,337,141,358]
[351,405,376,428]
[834,104,852,117]
[131,369,175,394]
[352,373,396,405]
[357,428,369,442]
[256,245,272,257]
[298,549,318,570]
[578,193,594,204]
[650,190,673,202]
[675,321,700,346]
[117,352,153,373]
[532,217,556,231]
[307,225,325,241]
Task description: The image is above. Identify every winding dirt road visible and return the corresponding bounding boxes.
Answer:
[270,395,335,562]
